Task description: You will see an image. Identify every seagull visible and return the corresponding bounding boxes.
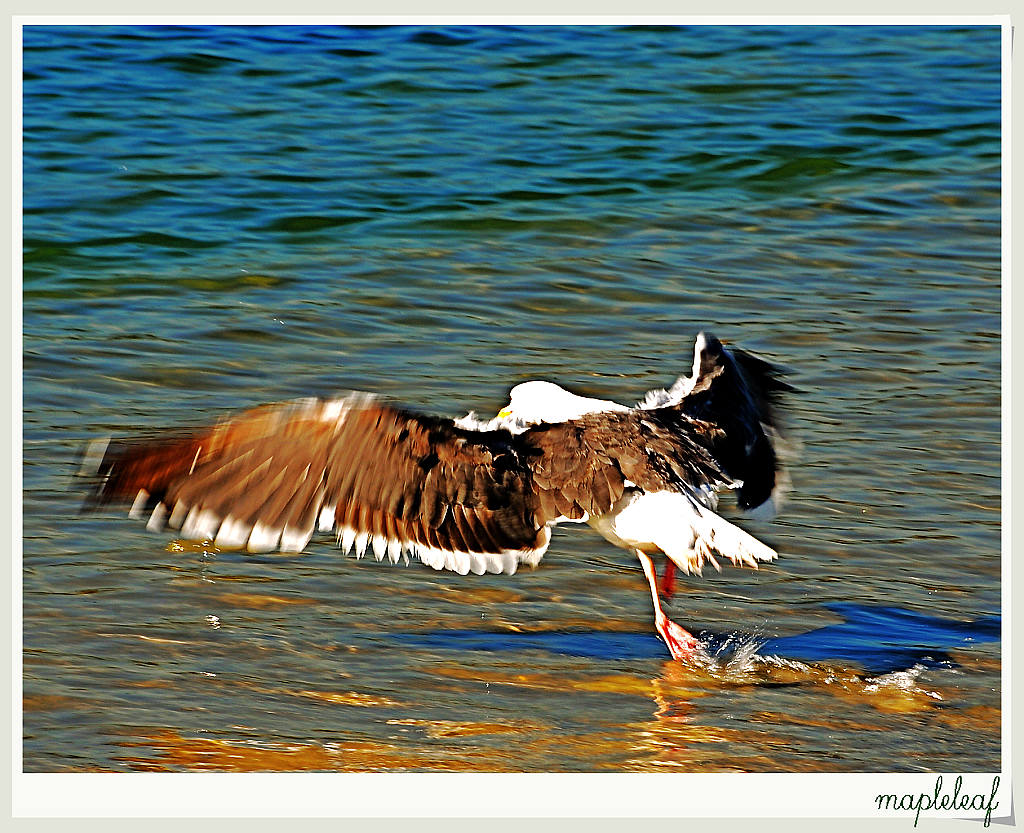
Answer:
[79,332,793,660]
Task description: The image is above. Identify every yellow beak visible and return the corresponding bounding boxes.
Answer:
[497,407,513,419]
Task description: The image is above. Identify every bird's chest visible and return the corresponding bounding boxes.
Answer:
[586,489,698,554]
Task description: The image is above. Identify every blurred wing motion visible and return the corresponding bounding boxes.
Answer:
[80,331,794,659]
[81,394,552,575]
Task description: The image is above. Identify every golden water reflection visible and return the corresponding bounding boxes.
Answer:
[95,645,983,772]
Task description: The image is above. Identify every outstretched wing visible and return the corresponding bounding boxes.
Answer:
[517,353,789,576]
[520,409,735,521]
[81,394,550,575]
[637,332,793,514]
[673,334,793,512]
[521,333,793,522]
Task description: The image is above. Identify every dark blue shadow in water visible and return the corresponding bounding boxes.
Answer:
[397,603,999,675]
[756,602,1000,674]
[402,629,668,661]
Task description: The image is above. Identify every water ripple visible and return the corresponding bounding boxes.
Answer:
[23,23,1001,775]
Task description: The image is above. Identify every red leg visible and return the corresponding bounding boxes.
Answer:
[659,559,676,599]
[637,550,698,660]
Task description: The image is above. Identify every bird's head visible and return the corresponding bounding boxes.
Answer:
[495,380,627,431]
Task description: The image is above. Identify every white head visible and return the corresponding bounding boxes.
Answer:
[494,381,628,432]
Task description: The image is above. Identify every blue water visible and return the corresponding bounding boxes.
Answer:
[399,603,1000,674]
[22,24,1001,774]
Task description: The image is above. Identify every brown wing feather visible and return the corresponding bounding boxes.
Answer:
[521,409,732,527]
[81,396,546,566]
[520,415,631,523]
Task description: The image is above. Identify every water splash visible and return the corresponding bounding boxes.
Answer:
[864,664,943,701]
[683,628,780,679]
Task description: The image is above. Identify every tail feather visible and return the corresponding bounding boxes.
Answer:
[692,502,777,569]
[660,502,777,576]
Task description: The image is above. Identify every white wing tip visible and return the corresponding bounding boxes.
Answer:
[215,516,252,549]
[146,503,168,532]
[79,437,110,477]
[280,525,314,553]
[128,489,150,520]
[409,543,547,576]
[318,505,336,533]
[247,521,282,553]
[181,507,220,541]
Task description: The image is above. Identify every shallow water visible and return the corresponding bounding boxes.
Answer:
[22,24,1001,773]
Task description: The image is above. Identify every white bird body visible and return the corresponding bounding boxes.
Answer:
[459,336,785,582]
[586,488,774,573]
[81,331,793,662]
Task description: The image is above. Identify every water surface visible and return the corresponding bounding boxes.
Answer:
[22,24,1001,774]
